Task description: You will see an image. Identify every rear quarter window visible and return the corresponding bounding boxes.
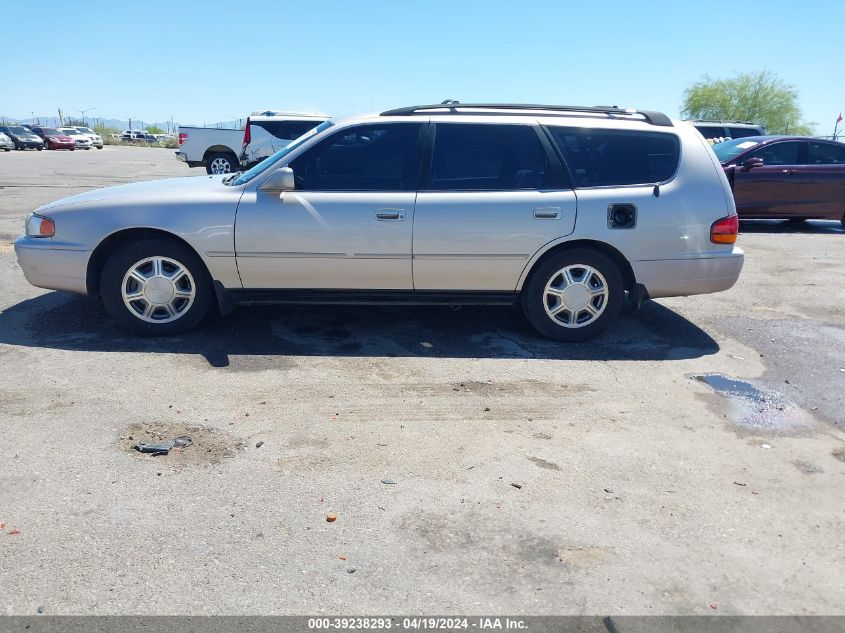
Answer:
[547,127,680,187]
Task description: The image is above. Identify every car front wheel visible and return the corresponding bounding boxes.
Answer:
[522,248,624,342]
[100,238,213,336]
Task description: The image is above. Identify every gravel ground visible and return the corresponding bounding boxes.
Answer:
[0,146,843,615]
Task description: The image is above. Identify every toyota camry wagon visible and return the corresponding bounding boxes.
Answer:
[15,103,743,341]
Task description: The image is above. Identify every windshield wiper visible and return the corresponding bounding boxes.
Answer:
[222,171,242,185]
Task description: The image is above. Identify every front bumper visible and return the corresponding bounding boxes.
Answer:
[632,247,744,299]
[18,141,43,149]
[14,237,90,295]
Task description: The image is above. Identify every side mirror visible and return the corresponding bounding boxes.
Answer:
[740,157,764,172]
[259,167,295,194]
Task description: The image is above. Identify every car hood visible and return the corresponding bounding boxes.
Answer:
[38,175,230,212]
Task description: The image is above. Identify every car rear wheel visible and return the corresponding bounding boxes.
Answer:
[100,238,213,336]
[522,248,624,342]
[206,152,238,175]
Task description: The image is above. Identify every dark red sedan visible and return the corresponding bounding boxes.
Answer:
[30,126,75,151]
[713,136,845,226]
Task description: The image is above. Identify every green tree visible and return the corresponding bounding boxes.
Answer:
[146,124,165,134]
[681,70,814,135]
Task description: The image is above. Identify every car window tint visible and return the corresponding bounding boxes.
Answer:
[808,142,845,164]
[695,126,726,139]
[746,141,801,165]
[254,120,323,141]
[428,124,548,191]
[728,127,761,139]
[290,123,422,191]
[547,127,679,187]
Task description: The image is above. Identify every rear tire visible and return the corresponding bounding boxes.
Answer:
[205,152,238,175]
[100,238,213,336]
[522,248,625,342]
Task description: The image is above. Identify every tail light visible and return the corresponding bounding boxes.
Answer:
[242,117,251,147]
[710,215,738,244]
[178,132,187,145]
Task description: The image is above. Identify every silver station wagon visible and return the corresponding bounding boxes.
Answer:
[15,103,744,341]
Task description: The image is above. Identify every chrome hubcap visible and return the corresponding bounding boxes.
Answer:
[121,256,195,323]
[543,264,609,328]
[210,157,231,174]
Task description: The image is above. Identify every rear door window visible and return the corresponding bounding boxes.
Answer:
[808,142,845,164]
[426,123,550,191]
[546,127,680,187]
[254,120,324,141]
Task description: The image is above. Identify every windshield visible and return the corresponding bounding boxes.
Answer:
[78,128,95,134]
[711,138,761,163]
[230,120,334,186]
[60,129,80,135]
[44,128,61,135]
[9,126,30,135]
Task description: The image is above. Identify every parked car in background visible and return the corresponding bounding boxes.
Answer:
[0,126,44,150]
[15,103,742,341]
[240,111,329,167]
[121,130,157,143]
[0,131,14,151]
[690,121,765,142]
[176,111,329,175]
[30,126,75,150]
[71,126,104,149]
[58,127,93,150]
[714,136,845,226]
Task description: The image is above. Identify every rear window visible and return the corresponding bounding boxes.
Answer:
[253,120,324,141]
[728,127,762,139]
[547,127,680,187]
[694,126,726,139]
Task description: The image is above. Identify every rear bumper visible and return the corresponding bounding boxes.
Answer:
[175,151,187,162]
[14,237,90,295]
[633,248,744,299]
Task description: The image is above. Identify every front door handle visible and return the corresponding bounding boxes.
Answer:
[782,169,797,175]
[533,207,561,220]
[375,208,405,221]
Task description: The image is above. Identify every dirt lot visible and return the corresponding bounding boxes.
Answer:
[0,146,843,615]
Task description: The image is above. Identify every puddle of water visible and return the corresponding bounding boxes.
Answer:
[689,373,813,434]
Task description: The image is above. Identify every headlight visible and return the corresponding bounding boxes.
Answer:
[25,214,55,237]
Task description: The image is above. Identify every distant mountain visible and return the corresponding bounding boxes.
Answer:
[0,114,242,132]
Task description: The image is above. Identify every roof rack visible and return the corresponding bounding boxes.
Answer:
[380,102,673,127]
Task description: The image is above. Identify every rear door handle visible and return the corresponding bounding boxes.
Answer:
[782,169,797,175]
[533,207,561,219]
[375,208,405,221]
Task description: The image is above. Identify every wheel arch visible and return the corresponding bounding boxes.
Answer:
[518,238,636,293]
[86,227,209,296]
[202,145,238,162]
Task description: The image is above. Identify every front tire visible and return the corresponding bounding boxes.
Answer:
[100,238,213,336]
[522,248,624,341]
[205,152,238,175]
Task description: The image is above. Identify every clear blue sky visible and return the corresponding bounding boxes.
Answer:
[3,0,842,133]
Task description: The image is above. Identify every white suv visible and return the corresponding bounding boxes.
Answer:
[240,111,329,167]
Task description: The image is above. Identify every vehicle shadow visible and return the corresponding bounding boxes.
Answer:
[739,219,844,234]
[0,291,719,367]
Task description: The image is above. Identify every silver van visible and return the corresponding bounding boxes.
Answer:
[15,103,743,341]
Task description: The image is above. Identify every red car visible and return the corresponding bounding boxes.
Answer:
[30,126,75,151]
[713,136,845,226]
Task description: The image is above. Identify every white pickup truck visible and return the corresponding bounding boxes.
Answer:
[175,111,329,175]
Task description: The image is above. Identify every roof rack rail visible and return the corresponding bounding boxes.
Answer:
[380,102,673,127]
